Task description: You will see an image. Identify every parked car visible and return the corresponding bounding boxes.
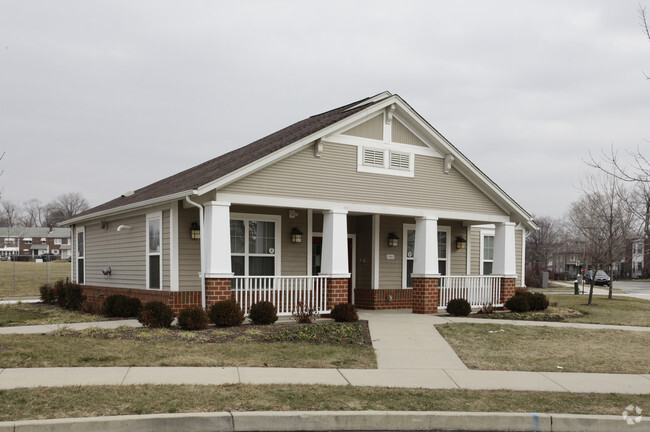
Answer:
[593,270,610,286]
[40,253,57,262]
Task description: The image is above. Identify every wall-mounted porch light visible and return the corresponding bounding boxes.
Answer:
[456,235,467,249]
[190,222,200,240]
[291,227,303,243]
[388,232,399,247]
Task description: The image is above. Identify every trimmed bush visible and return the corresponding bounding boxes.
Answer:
[330,303,359,322]
[54,280,68,308]
[504,294,530,312]
[138,301,174,328]
[103,294,142,318]
[446,298,472,317]
[52,280,85,310]
[248,301,278,325]
[209,299,245,327]
[178,306,210,330]
[527,292,549,311]
[39,283,56,304]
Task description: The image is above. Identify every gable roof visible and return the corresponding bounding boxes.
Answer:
[65,92,536,231]
[69,93,389,221]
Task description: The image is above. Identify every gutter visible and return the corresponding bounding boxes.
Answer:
[185,195,206,310]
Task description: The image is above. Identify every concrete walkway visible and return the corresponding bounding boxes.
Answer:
[1,311,649,394]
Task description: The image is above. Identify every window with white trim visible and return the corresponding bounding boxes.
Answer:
[146,213,162,289]
[54,238,62,245]
[23,238,32,245]
[480,231,494,275]
[403,224,450,288]
[230,215,280,276]
[76,227,85,284]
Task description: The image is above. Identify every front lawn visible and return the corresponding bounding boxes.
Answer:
[0,303,109,327]
[1,385,648,421]
[0,261,71,298]
[548,294,650,327]
[436,323,650,374]
[0,322,375,369]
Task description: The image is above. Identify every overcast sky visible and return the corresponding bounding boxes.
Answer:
[1,0,648,220]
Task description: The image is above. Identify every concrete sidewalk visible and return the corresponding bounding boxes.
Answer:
[1,311,649,394]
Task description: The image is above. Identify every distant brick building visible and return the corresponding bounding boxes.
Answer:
[0,227,72,260]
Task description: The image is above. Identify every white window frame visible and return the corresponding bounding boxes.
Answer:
[146,212,163,290]
[480,229,495,275]
[230,213,282,277]
[357,146,415,178]
[402,224,451,289]
[54,238,62,245]
[23,238,32,245]
[76,227,85,284]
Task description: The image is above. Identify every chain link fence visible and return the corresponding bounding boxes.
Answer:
[0,260,71,299]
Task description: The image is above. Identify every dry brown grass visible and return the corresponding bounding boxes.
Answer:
[437,323,650,374]
[0,261,71,298]
[548,294,650,327]
[0,303,108,327]
[1,385,648,421]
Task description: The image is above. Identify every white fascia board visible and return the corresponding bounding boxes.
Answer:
[196,97,402,196]
[390,97,537,232]
[324,134,442,158]
[214,192,512,224]
[61,190,195,226]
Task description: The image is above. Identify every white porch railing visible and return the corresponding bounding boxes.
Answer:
[438,276,503,308]
[231,276,329,316]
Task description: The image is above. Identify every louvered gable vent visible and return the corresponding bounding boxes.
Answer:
[390,152,410,170]
[363,148,385,167]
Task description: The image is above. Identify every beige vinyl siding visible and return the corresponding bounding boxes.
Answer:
[470,227,481,275]
[378,216,408,290]
[342,114,383,140]
[445,220,468,276]
[220,143,506,216]
[355,215,372,290]
[162,210,170,290]
[515,228,523,286]
[84,214,146,289]
[392,119,427,147]
[178,206,201,291]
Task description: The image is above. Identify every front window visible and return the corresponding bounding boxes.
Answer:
[230,215,279,277]
[76,228,85,284]
[403,225,449,288]
[146,213,162,289]
[481,232,494,275]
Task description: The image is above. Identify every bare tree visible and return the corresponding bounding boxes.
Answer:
[641,5,650,79]
[45,192,90,226]
[0,200,22,227]
[526,215,565,285]
[567,174,637,304]
[21,199,45,227]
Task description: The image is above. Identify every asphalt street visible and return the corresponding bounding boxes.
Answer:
[614,280,650,300]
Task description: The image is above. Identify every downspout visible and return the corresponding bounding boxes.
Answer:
[185,195,206,310]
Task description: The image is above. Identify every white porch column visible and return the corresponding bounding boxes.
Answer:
[412,216,439,276]
[203,201,233,277]
[493,222,516,276]
[320,209,350,277]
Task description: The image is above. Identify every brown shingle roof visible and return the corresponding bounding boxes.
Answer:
[73,95,387,220]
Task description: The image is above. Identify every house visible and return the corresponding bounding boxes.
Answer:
[63,92,537,315]
[0,226,71,260]
[631,238,645,279]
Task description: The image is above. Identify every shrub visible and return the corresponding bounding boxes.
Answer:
[330,303,359,322]
[178,306,210,330]
[292,301,317,324]
[479,303,494,314]
[209,299,245,327]
[505,294,530,312]
[39,283,56,304]
[527,292,549,311]
[248,301,278,325]
[446,298,472,317]
[54,279,68,308]
[52,280,85,310]
[138,301,174,328]
[103,294,142,318]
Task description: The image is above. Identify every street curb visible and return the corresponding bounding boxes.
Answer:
[0,411,647,432]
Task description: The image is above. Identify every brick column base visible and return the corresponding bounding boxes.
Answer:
[412,277,439,314]
[205,278,233,308]
[327,278,349,310]
[500,277,516,305]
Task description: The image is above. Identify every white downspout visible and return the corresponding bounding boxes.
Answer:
[185,195,206,310]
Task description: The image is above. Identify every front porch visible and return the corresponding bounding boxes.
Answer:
[190,201,523,315]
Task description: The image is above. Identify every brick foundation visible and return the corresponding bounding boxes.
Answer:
[81,285,203,316]
[412,277,439,314]
[205,278,233,305]
[327,278,349,310]
[500,278,517,305]
[354,288,412,310]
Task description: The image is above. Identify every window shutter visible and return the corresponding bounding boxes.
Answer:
[363,148,385,167]
[390,152,410,170]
